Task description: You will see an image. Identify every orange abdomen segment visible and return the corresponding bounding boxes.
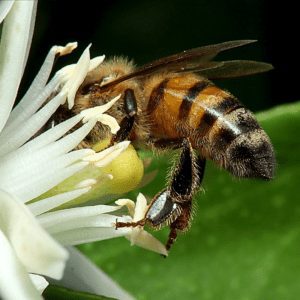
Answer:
[146,74,235,140]
[147,76,193,138]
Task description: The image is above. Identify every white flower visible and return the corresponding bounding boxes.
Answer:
[116,194,168,256]
[0,2,166,300]
[0,2,135,300]
[0,190,66,300]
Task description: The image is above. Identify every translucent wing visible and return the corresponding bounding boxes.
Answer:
[99,40,258,90]
[134,40,256,74]
[183,60,274,79]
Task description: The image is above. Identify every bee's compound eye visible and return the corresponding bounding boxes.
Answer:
[146,190,180,228]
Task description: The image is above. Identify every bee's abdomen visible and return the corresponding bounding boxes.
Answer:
[182,80,275,180]
[195,93,260,151]
[164,77,258,149]
[147,75,275,180]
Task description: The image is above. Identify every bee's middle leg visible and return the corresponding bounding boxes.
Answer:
[110,89,137,144]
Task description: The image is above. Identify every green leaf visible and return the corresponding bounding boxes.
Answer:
[80,101,300,300]
[43,285,115,300]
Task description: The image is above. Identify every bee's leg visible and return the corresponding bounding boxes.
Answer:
[115,139,206,252]
[166,225,178,251]
[164,139,206,251]
[111,89,137,144]
[115,218,145,229]
[166,202,192,251]
[169,139,206,200]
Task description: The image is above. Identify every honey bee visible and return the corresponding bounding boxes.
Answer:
[54,40,275,252]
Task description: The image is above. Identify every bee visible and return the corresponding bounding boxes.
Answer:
[55,40,275,252]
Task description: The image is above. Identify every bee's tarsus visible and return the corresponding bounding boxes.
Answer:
[115,219,146,229]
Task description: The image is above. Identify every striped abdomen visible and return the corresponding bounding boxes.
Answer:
[146,74,275,179]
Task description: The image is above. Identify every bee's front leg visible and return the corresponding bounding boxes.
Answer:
[110,88,137,144]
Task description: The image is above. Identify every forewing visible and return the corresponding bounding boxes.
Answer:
[135,40,256,73]
[99,40,257,90]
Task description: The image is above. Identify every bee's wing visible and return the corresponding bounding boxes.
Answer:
[183,60,273,79]
[134,40,256,73]
[99,40,257,90]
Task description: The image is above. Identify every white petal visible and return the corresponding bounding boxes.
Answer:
[38,205,123,230]
[16,117,94,159]
[62,44,91,109]
[44,214,123,235]
[34,119,96,157]
[0,118,95,202]
[115,199,136,217]
[16,162,89,203]
[54,226,131,246]
[0,190,68,279]
[19,114,83,153]
[55,42,78,56]
[126,229,168,256]
[0,230,42,300]
[96,113,120,134]
[5,42,77,132]
[0,91,66,155]
[0,0,37,132]
[80,94,121,122]
[89,55,105,71]
[0,74,62,143]
[51,247,134,300]
[0,0,14,24]
[57,54,105,86]
[84,141,130,167]
[28,188,91,216]
[39,209,132,245]
[0,150,89,202]
[23,1,37,73]
[133,193,148,222]
[29,274,49,295]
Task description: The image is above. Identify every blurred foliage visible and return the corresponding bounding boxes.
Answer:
[78,101,300,300]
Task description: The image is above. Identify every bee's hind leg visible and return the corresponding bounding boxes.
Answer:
[163,139,206,251]
[110,89,137,145]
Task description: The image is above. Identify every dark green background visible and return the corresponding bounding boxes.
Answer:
[22,0,297,112]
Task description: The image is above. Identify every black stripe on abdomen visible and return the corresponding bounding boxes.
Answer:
[179,81,210,120]
[147,79,169,114]
[197,95,242,137]
[213,127,237,151]
[197,111,218,136]
[215,95,244,115]
[213,108,261,151]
